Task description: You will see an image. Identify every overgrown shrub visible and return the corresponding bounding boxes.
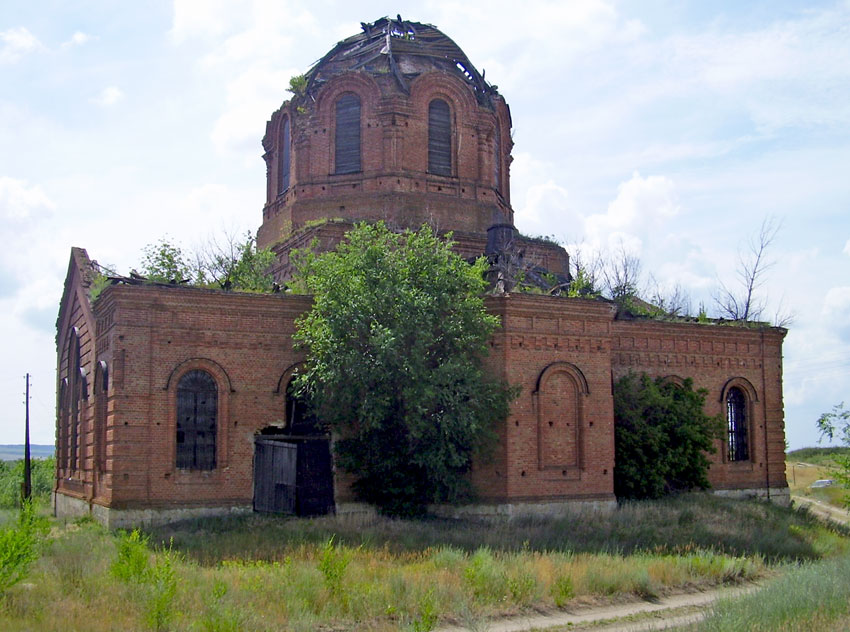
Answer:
[0,501,48,595]
[614,373,722,500]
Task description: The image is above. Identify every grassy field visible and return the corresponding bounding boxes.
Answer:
[1,494,848,631]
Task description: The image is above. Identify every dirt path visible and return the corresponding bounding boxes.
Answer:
[436,584,758,632]
[793,496,850,525]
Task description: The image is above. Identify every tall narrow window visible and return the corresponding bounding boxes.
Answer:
[428,99,452,176]
[335,94,361,174]
[493,122,501,191]
[94,361,108,473]
[726,387,749,462]
[69,331,81,474]
[278,116,291,194]
[176,370,218,470]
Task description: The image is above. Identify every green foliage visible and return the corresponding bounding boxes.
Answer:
[112,530,178,631]
[203,233,276,292]
[0,457,55,509]
[141,237,193,283]
[292,222,514,516]
[613,373,722,500]
[287,74,307,96]
[817,402,850,507]
[317,536,350,596]
[146,549,178,631]
[550,573,574,607]
[566,267,600,298]
[0,501,47,595]
[112,529,152,583]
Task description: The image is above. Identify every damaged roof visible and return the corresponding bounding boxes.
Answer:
[302,16,500,106]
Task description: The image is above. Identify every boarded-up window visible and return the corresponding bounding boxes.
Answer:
[177,370,217,470]
[278,116,291,194]
[428,99,452,176]
[335,94,361,174]
[726,387,749,462]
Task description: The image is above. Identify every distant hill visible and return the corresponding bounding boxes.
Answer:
[787,446,850,465]
[0,445,54,461]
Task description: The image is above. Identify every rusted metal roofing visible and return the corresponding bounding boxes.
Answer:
[302,16,500,106]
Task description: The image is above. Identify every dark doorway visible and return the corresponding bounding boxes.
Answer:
[252,378,334,516]
[253,435,334,516]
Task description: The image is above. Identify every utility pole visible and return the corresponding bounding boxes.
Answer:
[23,373,32,502]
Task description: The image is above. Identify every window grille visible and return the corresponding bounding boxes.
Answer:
[176,370,218,470]
[428,99,452,176]
[335,94,361,174]
[726,387,749,462]
[279,116,290,194]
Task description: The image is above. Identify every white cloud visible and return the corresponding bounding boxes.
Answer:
[843,239,850,256]
[584,172,678,252]
[0,176,55,221]
[62,31,91,48]
[91,86,125,107]
[0,26,41,64]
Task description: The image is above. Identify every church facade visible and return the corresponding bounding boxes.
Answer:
[54,18,789,527]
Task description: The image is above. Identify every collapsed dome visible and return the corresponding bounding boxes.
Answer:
[302,16,500,107]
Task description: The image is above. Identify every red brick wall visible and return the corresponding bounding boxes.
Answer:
[257,71,514,253]
[611,319,788,493]
[57,274,787,512]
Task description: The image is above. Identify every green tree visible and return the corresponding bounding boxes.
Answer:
[140,237,193,283]
[613,373,722,500]
[200,232,276,292]
[292,222,514,516]
[816,402,850,506]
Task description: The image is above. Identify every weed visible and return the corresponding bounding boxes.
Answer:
[551,573,574,607]
[145,547,178,631]
[0,501,46,595]
[317,536,350,595]
[112,529,151,583]
[408,589,438,631]
[463,548,508,603]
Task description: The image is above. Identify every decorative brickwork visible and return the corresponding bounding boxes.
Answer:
[54,18,788,526]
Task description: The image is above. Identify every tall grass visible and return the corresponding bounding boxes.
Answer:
[692,554,850,631]
[0,495,846,631]
[151,494,849,565]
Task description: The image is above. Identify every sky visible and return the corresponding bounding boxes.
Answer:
[1,0,848,450]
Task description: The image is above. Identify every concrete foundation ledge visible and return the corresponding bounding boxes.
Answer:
[429,498,618,522]
[54,492,251,529]
[712,486,791,506]
[334,502,379,525]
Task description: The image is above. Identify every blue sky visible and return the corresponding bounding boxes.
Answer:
[1,0,848,450]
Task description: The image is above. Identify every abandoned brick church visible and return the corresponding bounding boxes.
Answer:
[54,18,789,526]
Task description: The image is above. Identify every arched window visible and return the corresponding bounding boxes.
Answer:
[278,116,291,194]
[428,98,452,176]
[69,330,81,474]
[58,378,68,473]
[334,93,361,174]
[94,361,108,473]
[726,387,749,462]
[176,370,218,470]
